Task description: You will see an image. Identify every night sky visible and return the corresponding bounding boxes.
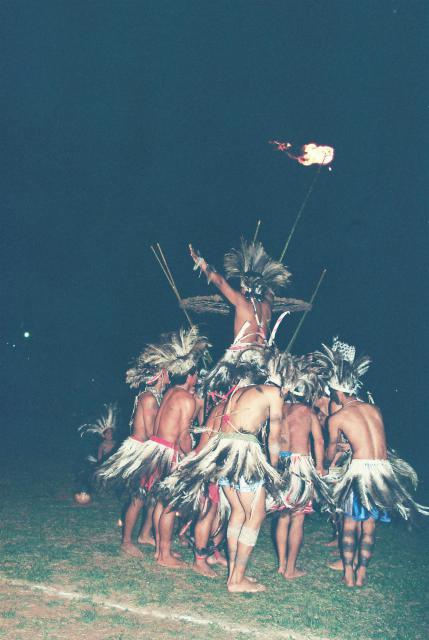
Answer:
[1,2,428,473]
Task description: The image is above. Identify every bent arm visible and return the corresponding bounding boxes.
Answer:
[310,411,325,472]
[140,395,159,439]
[132,396,147,442]
[268,395,284,468]
[326,414,341,465]
[178,396,196,455]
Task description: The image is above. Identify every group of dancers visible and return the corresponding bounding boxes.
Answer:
[82,239,428,592]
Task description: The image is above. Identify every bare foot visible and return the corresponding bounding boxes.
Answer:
[329,559,344,571]
[283,569,307,580]
[343,567,355,587]
[137,535,156,547]
[323,538,339,547]
[157,555,188,569]
[228,578,266,593]
[193,560,218,578]
[277,565,286,575]
[207,553,228,568]
[355,567,367,587]
[121,542,144,559]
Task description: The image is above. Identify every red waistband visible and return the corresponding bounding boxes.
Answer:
[150,435,179,451]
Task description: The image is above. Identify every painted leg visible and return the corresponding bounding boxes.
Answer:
[356,518,375,587]
[341,517,358,587]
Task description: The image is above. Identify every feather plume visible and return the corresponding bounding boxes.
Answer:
[314,337,371,394]
[132,326,210,379]
[78,403,118,437]
[224,239,291,300]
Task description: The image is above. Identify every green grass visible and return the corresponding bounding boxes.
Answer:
[0,461,428,640]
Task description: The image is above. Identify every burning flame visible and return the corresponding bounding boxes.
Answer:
[269,140,334,166]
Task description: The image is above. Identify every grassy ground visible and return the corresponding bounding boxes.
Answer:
[0,460,428,640]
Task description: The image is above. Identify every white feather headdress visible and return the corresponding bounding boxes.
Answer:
[78,403,118,437]
[137,326,210,377]
[314,337,371,394]
[224,239,291,301]
[266,352,318,402]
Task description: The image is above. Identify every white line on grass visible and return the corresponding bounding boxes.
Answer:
[0,576,333,640]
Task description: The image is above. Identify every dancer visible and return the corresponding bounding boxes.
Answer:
[275,356,330,579]
[191,400,227,578]
[189,240,291,390]
[97,327,209,561]
[115,352,171,557]
[159,353,289,592]
[319,338,429,587]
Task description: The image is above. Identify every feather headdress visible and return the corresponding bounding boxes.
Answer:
[266,352,318,403]
[78,403,118,437]
[138,326,210,377]
[204,359,267,397]
[224,239,291,302]
[314,337,371,394]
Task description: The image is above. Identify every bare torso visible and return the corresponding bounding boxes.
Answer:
[221,385,281,435]
[233,297,271,344]
[132,390,160,441]
[280,403,312,455]
[154,386,196,445]
[332,402,387,459]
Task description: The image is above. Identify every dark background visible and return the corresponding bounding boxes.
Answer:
[1,2,428,478]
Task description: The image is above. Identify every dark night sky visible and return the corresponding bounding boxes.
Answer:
[1,2,428,471]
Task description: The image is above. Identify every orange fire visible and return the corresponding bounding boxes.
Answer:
[270,140,334,166]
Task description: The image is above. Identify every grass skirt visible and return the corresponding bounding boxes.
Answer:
[330,454,429,523]
[279,454,333,512]
[156,431,284,522]
[96,436,178,497]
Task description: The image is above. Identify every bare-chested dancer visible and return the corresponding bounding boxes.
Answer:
[276,400,326,579]
[155,369,199,568]
[319,337,429,587]
[97,327,209,560]
[189,240,291,391]
[191,400,226,578]
[121,370,169,558]
[159,356,287,593]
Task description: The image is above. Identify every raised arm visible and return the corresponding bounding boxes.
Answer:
[310,410,325,473]
[268,392,284,468]
[189,244,242,307]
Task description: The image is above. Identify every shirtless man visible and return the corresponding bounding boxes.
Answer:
[190,244,272,343]
[191,400,226,578]
[276,401,326,579]
[218,383,284,592]
[155,368,199,568]
[121,370,169,558]
[326,390,388,587]
[189,240,291,346]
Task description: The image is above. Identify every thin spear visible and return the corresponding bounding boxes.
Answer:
[285,269,327,353]
[279,164,322,263]
[252,219,262,244]
[150,244,194,329]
